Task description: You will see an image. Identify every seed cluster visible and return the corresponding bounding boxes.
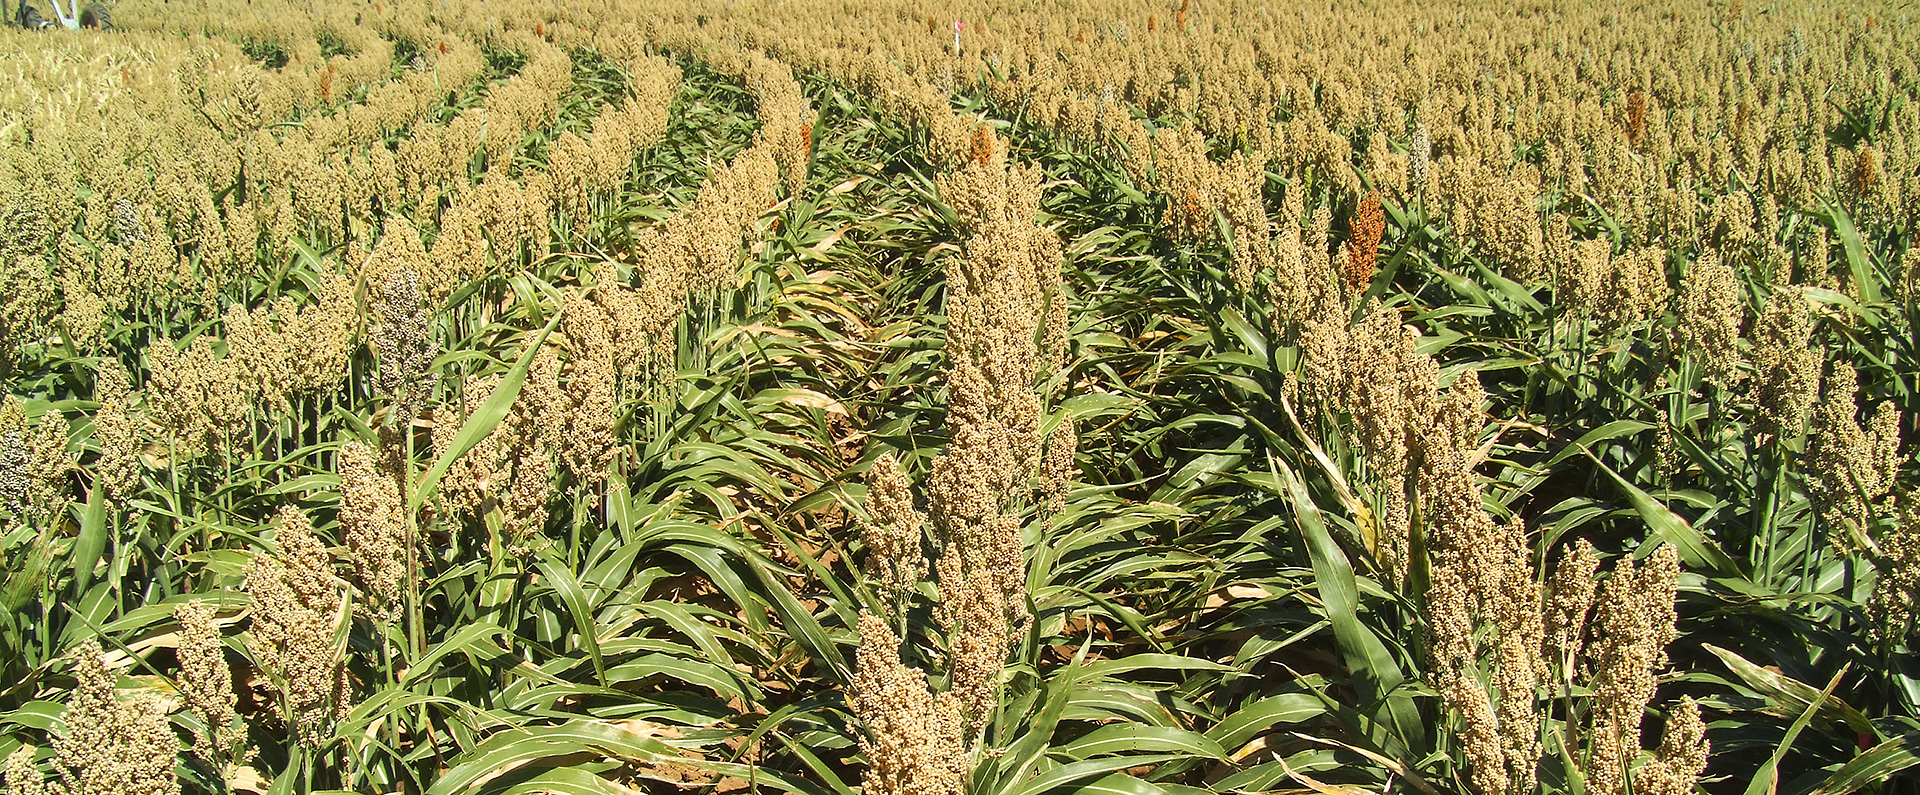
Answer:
[1343,192,1384,292]
[144,337,249,459]
[1807,366,1903,550]
[1299,301,1460,583]
[861,453,926,610]
[1374,322,1704,795]
[4,0,1911,791]
[847,115,1069,794]
[0,397,74,527]
[1543,540,1602,677]
[1900,247,1920,305]
[1584,547,1684,795]
[1674,251,1747,388]
[223,271,357,410]
[851,613,969,795]
[1750,288,1822,441]
[45,639,180,795]
[1420,374,1543,795]
[339,439,407,621]
[1875,497,1920,643]
[553,291,619,485]
[1634,698,1711,795]
[505,349,565,548]
[1547,222,1670,334]
[174,600,242,768]
[590,46,809,397]
[4,746,44,795]
[241,506,348,746]
[1435,159,1544,281]
[89,362,142,502]
[430,340,601,552]
[1268,190,1341,337]
[1038,419,1078,520]
[927,130,1063,725]
[432,373,505,522]
[371,264,438,429]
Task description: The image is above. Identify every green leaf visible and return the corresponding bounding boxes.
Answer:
[427,720,679,795]
[495,766,632,795]
[746,553,846,682]
[1275,456,1422,754]
[998,639,1090,786]
[2,527,55,613]
[1215,307,1268,360]
[1208,693,1327,750]
[70,484,108,595]
[411,311,565,514]
[1823,203,1881,305]
[1704,644,1874,737]
[1745,666,1848,795]
[1076,654,1231,680]
[604,653,754,701]
[533,556,606,683]
[1062,685,1179,726]
[772,732,858,795]
[1545,420,1652,467]
[1060,725,1226,760]
[1585,452,1739,577]
[1071,775,1170,795]
[268,746,301,795]
[1809,732,1920,795]
[403,621,561,688]
[638,601,737,668]
[1004,754,1184,795]
[0,701,62,731]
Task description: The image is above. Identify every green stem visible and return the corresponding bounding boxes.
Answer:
[1756,441,1782,584]
[406,424,423,660]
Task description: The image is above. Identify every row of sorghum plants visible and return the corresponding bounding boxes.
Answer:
[0,3,802,787]
[850,121,1075,794]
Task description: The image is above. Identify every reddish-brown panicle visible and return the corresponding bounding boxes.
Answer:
[1346,192,1384,291]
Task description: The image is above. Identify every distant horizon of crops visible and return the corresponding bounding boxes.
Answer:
[1,0,1916,793]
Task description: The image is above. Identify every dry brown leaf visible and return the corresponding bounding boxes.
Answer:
[226,765,270,794]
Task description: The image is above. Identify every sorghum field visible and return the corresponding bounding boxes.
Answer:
[1,0,1917,792]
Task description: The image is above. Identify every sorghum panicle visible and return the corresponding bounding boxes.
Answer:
[1675,250,1746,388]
[242,507,348,746]
[1751,287,1822,441]
[339,440,407,621]
[1543,539,1601,677]
[1038,419,1078,519]
[0,396,75,526]
[1874,495,1920,643]
[861,453,927,606]
[1344,192,1384,292]
[1634,698,1711,795]
[174,600,242,767]
[851,613,968,795]
[372,267,438,430]
[1585,546,1681,795]
[1807,366,1901,549]
[50,639,180,795]
[556,291,619,485]
[91,362,142,502]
